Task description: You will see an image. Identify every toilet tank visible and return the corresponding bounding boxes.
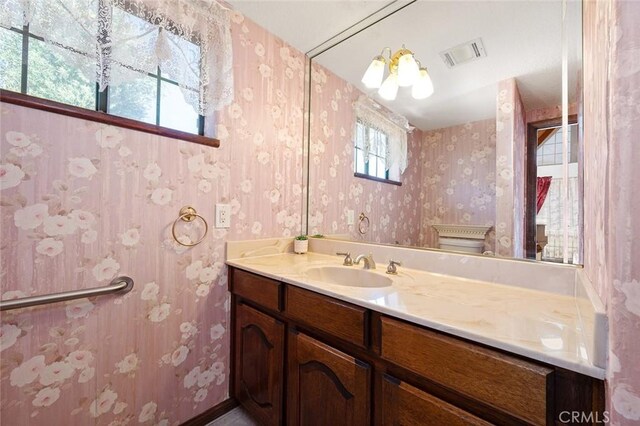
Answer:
[431,224,492,254]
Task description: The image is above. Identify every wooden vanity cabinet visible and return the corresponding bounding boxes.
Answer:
[233,302,285,426]
[228,266,605,426]
[379,316,553,425]
[287,331,371,426]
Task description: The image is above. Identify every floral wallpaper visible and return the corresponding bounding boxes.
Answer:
[307,63,423,246]
[419,119,497,252]
[584,0,640,424]
[307,66,561,255]
[0,10,304,426]
[494,78,527,258]
[2,2,639,425]
[526,103,578,124]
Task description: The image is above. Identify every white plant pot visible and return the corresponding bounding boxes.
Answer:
[294,239,308,254]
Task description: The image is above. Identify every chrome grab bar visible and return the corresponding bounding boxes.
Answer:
[0,276,134,312]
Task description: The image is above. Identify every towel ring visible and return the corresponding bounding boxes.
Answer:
[172,206,208,247]
[358,212,370,235]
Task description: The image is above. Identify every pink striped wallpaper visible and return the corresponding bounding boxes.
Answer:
[0,10,304,425]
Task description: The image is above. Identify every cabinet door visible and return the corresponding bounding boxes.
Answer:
[287,331,371,426]
[381,374,493,426]
[234,302,285,426]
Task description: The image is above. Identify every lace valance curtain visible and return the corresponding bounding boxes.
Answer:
[0,0,233,115]
[353,96,413,174]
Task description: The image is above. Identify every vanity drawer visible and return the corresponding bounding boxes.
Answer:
[285,286,368,348]
[230,268,283,312]
[381,374,493,426]
[380,317,553,425]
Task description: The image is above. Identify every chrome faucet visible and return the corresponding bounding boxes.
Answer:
[354,253,376,270]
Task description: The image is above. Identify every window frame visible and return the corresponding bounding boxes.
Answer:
[353,119,402,186]
[2,1,206,137]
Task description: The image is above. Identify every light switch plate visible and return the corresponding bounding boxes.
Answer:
[215,204,231,228]
[347,209,355,225]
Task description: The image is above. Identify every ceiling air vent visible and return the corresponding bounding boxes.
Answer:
[439,38,487,68]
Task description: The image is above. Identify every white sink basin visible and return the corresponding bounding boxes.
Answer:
[305,266,393,288]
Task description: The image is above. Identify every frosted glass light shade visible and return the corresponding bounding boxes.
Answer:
[378,73,399,101]
[361,57,385,89]
[397,53,419,87]
[412,68,434,99]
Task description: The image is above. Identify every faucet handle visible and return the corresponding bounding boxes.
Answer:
[336,252,353,266]
[386,260,402,275]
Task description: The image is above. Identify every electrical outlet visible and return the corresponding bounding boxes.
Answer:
[346,209,355,225]
[215,204,231,228]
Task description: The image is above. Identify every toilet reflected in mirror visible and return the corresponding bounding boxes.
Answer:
[432,224,492,254]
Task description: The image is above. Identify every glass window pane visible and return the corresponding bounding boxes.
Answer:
[27,37,94,109]
[162,31,201,86]
[376,157,386,179]
[555,152,563,165]
[366,155,374,177]
[28,0,97,55]
[160,81,199,133]
[111,6,158,75]
[355,148,364,173]
[108,67,157,125]
[368,132,379,156]
[544,154,555,165]
[0,28,22,92]
[355,123,364,148]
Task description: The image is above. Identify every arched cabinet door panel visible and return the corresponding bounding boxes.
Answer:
[234,303,285,426]
[287,330,371,426]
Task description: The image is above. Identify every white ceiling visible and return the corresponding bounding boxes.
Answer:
[229,0,582,131]
[227,0,394,53]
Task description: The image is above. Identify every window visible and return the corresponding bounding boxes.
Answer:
[535,124,580,263]
[0,3,204,135]
[536,125,578,166]
[355,120,389,180]
[352,97,408,185]
[354,119,401,184]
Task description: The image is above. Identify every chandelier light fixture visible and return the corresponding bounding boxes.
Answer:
[361,46,434,101]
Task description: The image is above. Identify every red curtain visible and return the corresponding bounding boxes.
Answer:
[536,176,552,213]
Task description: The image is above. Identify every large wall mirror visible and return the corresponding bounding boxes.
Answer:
[305,0,583,264]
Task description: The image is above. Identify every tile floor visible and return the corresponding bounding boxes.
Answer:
[207,407,258,425]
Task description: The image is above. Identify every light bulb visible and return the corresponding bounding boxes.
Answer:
[361,56,385,89]
[378,73,399,101]
[397,53,419,87]
[412,68,434,99]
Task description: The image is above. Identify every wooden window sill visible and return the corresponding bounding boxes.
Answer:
[0,89,220,148]
[354,172,402,186]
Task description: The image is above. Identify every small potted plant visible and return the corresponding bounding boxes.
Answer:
[294,235,308,254]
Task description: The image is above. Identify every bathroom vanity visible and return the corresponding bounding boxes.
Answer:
[226,241,606,426]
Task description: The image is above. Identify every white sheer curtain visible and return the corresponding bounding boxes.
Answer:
[0,0,234,114]
[353,95,413,174]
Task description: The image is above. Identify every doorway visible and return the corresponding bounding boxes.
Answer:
[525,116,579,262]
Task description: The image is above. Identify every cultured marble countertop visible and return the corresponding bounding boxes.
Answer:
[226,252,605,379]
